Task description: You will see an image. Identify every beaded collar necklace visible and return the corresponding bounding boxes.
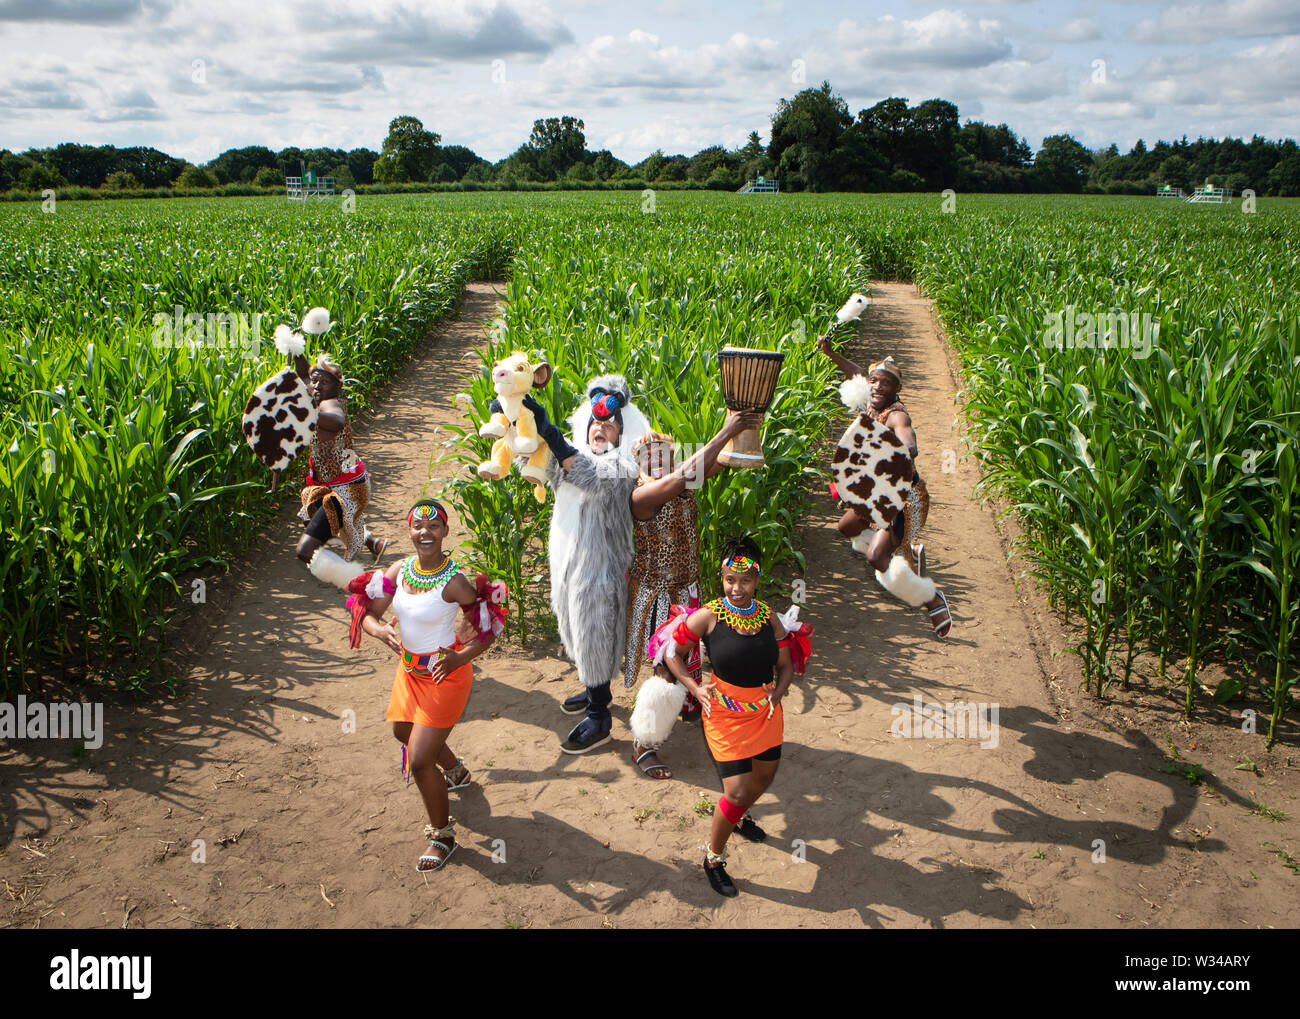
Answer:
[404,553,455,591]
[713,596,769,631]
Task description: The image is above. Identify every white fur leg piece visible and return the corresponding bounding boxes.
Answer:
[875,555,936,607]
[850,532,871,556]
[629,675,687,747]
[308,547,365,591]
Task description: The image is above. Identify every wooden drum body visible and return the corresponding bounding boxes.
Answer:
[717,347,784,469]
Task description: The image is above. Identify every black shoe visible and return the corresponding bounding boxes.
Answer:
[561,689,589,715]
[704,860,738,897]
[736,814,767,842]
[560,718,612,754]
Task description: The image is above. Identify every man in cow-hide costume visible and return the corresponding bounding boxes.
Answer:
[526,374,652,753]
[278,348,387,586]
[816,340,952,638]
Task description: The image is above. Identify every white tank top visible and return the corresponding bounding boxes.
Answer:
[392,570,462,653]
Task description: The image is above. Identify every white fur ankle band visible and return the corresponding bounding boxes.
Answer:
[875,555,936,607]
[629,674,687,747]
[308,547,366,591]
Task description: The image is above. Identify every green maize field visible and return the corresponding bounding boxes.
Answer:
[1,192,1296,745]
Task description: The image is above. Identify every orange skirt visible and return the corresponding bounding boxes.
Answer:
[702,674,783,763]
[385,643,473,730]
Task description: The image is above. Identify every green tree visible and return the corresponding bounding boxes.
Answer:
[254,166,283,188]
[590,149,627,180]
[1267,152,1300,196]
[1034,134,1092,192]
[564,160,595,182]
[19,163,67,190]
[102,170,140,190]
[176,164,218,188]
[373,115,441,183]
[769,81,852,191]
[329,163,357,189]
[526,115,587,180]
[1157,154,1192,190]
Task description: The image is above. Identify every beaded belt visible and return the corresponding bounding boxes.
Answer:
[710,682,775,713]
[402,648,438,680]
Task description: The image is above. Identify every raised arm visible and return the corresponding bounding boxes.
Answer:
[630,411,759,519]
[816,334,866,379]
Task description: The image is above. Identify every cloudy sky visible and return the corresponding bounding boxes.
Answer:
[1,0,1296,164]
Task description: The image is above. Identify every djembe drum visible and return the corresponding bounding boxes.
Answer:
[717,347,785,469]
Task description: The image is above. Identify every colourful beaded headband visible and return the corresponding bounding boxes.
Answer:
[408,501,447,524]
[722,554,761,577]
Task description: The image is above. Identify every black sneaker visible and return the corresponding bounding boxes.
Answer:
[561,689,590,715]
[704,860,738,897]
[736,814,767,842]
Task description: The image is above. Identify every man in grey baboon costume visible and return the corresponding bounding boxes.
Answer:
[532,373,651,753]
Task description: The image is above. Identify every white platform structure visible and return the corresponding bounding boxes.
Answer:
[1185,181,1232,204]
[737,176,779,194]
[286,173,335,201]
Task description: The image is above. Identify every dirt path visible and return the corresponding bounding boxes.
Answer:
[2,282,1294,929]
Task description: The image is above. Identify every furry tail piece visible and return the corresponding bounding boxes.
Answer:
[875,555,936,607]
[308,547,366,591]
[629,674,687,747]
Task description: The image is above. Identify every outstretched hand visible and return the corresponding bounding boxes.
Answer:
[815,334,834,357]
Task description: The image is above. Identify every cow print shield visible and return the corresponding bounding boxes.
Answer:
[830,413,915,529]
[241,367,318,472]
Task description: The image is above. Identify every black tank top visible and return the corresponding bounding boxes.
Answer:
[704,612,779,688]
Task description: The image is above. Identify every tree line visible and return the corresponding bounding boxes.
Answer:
[4,81,1298,196]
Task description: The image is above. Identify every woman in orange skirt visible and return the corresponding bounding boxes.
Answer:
[359,498,493,873]
[663,535,794,897]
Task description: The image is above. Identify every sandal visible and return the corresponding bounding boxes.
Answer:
[703,848,737,897]
[633,742,671,780]
[370,536,389,564]
[928,589,952,638]
[443,759,472,791]
[418,820,457,873]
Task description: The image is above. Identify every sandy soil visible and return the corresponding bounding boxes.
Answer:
[2,280,1295,929]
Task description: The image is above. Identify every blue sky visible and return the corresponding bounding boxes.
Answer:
[1,0,1296,164]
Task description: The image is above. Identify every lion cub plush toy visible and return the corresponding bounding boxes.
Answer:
[478,352,554,502]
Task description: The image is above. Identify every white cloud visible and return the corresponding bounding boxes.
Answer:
[1045,17,1100,44]
[1132,0,1300,44]
[835,10,1013,70]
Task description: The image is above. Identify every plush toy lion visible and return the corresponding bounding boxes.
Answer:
[477,352,554,502]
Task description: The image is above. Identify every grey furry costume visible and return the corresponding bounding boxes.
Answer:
[546,374,650,690]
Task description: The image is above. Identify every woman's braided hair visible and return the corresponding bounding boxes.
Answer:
[719,534,762,569]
